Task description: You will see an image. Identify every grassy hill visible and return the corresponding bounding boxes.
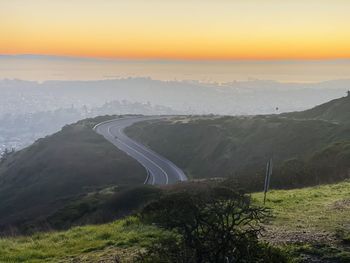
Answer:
[283,94,350,123]
[126,96,350,189]
[1,180,350,262]
[0,216,167,263]
[255,181,350,262]
[0,116,146,234]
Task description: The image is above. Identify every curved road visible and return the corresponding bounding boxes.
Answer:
[94,116,187,185]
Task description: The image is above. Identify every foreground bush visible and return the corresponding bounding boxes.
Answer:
[137,186,290,263]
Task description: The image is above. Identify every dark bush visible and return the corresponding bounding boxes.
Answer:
[137,186,289,263]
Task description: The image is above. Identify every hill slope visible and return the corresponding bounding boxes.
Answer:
[0,116,146,233]
[1,181,350,262]
[283,94,350,123]
[126,96,350,189]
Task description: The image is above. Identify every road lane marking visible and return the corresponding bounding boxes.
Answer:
[107,125,168,184]
[94,116,187,184]
[117,127,187,182]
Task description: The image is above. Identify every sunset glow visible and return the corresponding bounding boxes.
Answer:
[1,0,350,60]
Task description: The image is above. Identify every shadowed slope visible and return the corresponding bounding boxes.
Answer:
[0,117,145,232]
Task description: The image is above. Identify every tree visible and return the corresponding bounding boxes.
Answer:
[138,186,288,263]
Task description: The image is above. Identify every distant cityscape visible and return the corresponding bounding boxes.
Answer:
[0,100,178,154]
[1,78,349,154]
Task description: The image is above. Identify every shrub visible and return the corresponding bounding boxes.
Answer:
[137,186,289,263]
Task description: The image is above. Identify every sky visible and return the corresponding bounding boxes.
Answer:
[1,0,350,60]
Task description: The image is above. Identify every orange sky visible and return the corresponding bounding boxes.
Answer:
[1,0,350,60]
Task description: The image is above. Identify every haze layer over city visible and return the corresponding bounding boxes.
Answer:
[1,54,349,153]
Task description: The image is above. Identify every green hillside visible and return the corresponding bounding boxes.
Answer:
[283,94,350,123]
[0,116,146,234]
[1,181,350,262]
[0,216,167,263]
[254,181,350,262]
[126,96,350,189]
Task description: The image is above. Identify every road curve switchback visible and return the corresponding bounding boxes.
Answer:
[94,116,187,185]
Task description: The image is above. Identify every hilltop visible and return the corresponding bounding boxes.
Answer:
[283,93,350,123]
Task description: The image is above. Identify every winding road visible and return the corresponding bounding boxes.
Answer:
[93,116,187,185]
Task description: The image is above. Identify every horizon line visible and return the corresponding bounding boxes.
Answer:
[2,54,350,63]
[2,77,350,85]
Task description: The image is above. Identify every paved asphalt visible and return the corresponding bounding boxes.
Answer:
[94,116,187,185]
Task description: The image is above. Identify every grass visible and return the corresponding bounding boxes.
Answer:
[283,95,350,124]
[1,181,350,262]
[253,181,350,232]
[0,217,171,263]
[253,181,350,262]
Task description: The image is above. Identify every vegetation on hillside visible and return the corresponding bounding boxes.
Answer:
[2,180,350,262]
[137,185,288,263]
[253,181,350,262]
[0,115,146,234]
[126,96,350,190]
[46,185,163,230]
[283,95,350,123]
[0,181,291,263]
[0,216,169,263]
[274,140,350,188]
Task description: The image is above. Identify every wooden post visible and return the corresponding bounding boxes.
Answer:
[263,158,273,205]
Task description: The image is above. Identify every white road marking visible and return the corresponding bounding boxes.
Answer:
[107,125,169,185]
[94,116,187,185]
[117,127,187,182]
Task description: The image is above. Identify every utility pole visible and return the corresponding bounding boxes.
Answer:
[263,158,273,205]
